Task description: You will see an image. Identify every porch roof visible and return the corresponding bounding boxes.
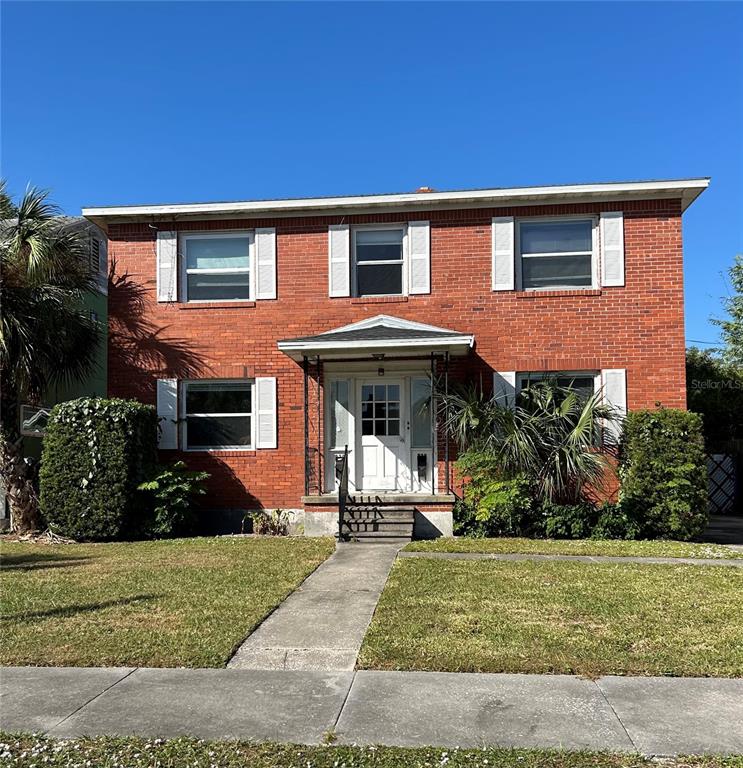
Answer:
[277,314,475,361]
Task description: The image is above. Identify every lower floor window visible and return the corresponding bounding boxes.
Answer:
[517,372,596,401]
[184,380,253,449]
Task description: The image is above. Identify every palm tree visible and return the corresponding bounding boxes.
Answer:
[1,182,99,532]
[439,378,618,505]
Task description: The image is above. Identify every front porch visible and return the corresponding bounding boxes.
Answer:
[277,315,474,540]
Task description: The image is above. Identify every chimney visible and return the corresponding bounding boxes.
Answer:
[415,186,437,193]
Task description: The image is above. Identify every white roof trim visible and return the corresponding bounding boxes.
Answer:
[317,314,465,336]
[279,336,474,352]
[277,335,475,361]
[82,178,710,223]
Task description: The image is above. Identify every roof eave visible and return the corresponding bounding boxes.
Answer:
[277,335,475,361]
[82,178,710,225]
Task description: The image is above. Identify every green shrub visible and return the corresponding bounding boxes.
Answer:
[454,450,534,537]
[39,398,157,540]
[619,408,709,540]
[536,501,598,539]
[137,461,209,539]
[591,502,640,540]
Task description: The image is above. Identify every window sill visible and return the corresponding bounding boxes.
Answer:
[516,289,602,299]
[177,301,256,310]
[350,295,409,305]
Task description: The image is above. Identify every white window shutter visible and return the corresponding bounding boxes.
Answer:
[600,212,625,287]
[493,371,517,409]
[255,228,277,300]
[156,379,178,449]
[255,377,277,449]
[408,220,430,294]
[492,217,515,291]
[328,224,350,297]
[156,231,178,302]
[602,368,627,440]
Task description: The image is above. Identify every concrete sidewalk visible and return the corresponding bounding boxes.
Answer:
[228,543,400,671]
[1,666,741,756]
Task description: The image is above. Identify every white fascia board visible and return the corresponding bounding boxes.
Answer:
[277,334,475,360]
[82,178,710,222]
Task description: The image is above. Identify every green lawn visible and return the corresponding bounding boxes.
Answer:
[0,537,334,668]
[1,734,741,768]
[358,558,743,677]
[404,537,743,559]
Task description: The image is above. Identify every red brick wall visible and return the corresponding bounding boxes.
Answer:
[107,197,686,512]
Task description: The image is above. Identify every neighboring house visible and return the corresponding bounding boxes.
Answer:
[19,217,109,459]
[83,178,708,539]
[1,217,108,527]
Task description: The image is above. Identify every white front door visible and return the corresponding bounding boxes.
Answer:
[358,380,407,491]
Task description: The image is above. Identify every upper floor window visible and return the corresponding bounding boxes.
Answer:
[353,228,405,297]
[182,233,252,302]
[518,218,596,290]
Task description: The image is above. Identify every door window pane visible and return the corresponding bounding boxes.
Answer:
[411,378,432,448]
[361,383,402,438]
[330,380,350,449]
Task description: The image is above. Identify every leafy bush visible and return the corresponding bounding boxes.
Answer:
[137,461,209,539]
[454,450,534,537]
[441,380,617,506]
[619,408,709,540]
[536,501,598,539]
[591,502,640,540]
[39,398,157,540]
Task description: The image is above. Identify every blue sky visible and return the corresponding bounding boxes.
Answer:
[2,1,742,345]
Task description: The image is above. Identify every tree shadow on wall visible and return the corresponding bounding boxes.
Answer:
[108,259,211,399]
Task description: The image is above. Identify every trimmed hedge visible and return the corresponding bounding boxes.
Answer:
[39,398,158,540]
[619,408,709,541]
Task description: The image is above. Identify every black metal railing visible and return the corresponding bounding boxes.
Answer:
[335,445,349,541]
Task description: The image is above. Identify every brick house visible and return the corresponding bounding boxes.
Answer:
[83,178,708,539]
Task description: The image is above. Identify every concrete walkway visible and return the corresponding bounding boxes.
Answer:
[1,666,741,756]
[228,543,400,671]
[399,551,743,567]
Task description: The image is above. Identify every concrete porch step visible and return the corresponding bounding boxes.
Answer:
[344,521,414,535]
[345,510,415,522]
[342,505,415,542]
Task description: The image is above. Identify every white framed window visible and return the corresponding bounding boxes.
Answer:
[181,232,253,302]
[20,404,52,437]
[517,371,599,401]
[352,226,406,297]
[182,380,254,450]
[517,217,598,291]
